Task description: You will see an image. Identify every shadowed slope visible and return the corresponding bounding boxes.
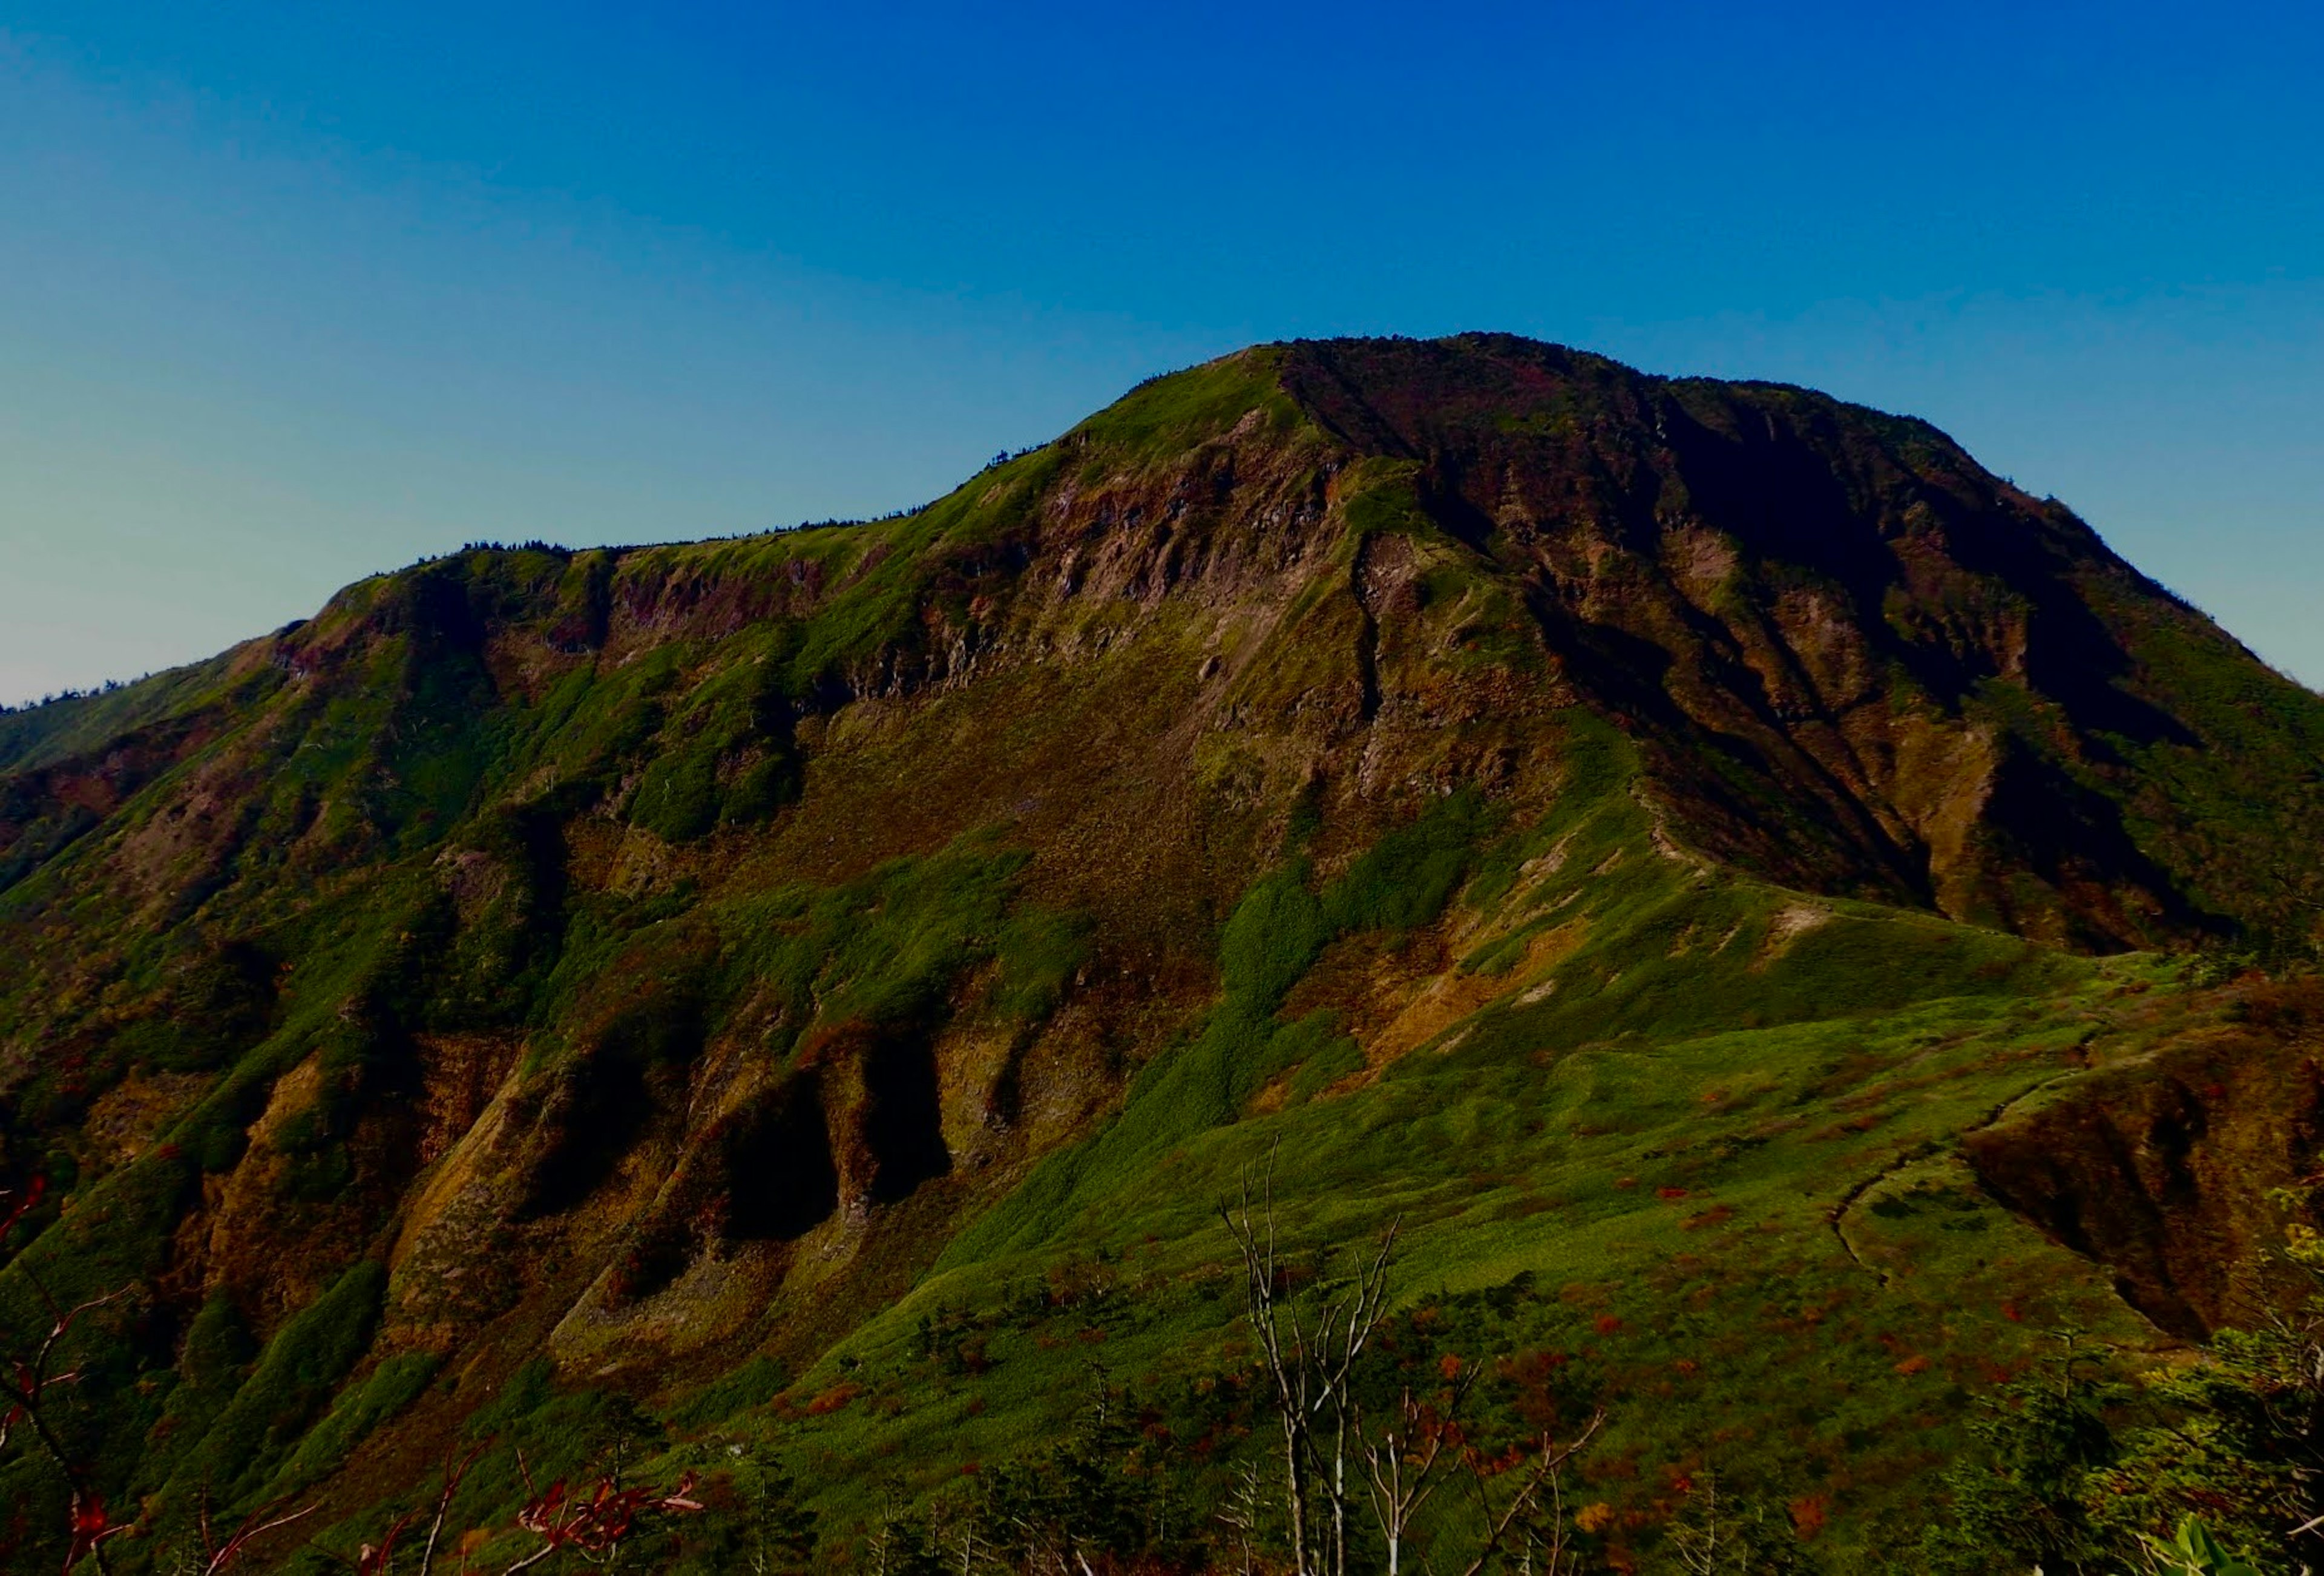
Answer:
[1278,333,2324,950]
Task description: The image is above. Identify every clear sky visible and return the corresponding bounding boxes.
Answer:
[3,1,2320,705]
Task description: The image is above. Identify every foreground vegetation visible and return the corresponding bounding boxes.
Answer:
[8,1106,2323,1573]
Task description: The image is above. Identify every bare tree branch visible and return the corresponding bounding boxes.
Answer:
[1449,1411,1606,1576]
[417,1439,487,1576]
[0,1178,138,1576]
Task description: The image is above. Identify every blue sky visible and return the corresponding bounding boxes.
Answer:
[2,1,2320,703]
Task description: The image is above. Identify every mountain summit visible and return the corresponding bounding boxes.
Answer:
[2,335,2320,1569]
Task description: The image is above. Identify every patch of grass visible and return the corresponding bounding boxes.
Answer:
[711,830,1083,1053]
[948,791,1503,1262]
[432,1357,668,1561]
[136,1292,257,1492]
[162,1261,386,1511]
[664,1354,791,1431]
[1068,348,1296,460]
[271,1349,441,1491]
[630,750,722,842]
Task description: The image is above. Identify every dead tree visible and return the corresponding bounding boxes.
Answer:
[1520,1416,1595,1576]
[1315,1226,1397,1576]
[308,1440,482,1576]
[180,1492,321,1575]
[1220,1144,1399,1576]
[1666,1467,1788,1576]
[0,1175,136,1576]
[1222,1152,1318,1576]
[1358,1370,1476,1576]
[1446,1414,1605,1576]
[1667,1467,1725,1574]
[415,1442,485,1576]
[1216,1459,1267,1576]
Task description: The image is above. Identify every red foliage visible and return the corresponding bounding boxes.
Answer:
[64,1489,123,1574]
[352,1508,421,1575]
[805,1381,861,1415]
[1,1175,48,1243]
[1492,1348,1574,1433]
[2,1175,163,1574]
[514,1465,704,1557]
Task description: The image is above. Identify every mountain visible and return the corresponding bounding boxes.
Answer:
[2,333,2320,1572]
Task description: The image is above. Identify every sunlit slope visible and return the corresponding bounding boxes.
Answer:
[0,336,2317,1569]
[748,718,2179,1568]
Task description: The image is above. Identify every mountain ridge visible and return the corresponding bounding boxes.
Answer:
[1,333,2320,1571]
[16,334,2312,947]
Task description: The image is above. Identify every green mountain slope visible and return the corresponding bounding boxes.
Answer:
[1,335,2320,1572]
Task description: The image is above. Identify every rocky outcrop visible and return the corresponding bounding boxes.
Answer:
[1965,980,2324,1337]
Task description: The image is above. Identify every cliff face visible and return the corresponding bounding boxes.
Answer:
[1,335,2320,1568]
[1965,979,2324,1339]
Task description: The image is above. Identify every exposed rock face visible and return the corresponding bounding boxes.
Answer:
[1966,981,2324,1338]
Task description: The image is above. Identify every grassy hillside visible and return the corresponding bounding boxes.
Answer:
[0,337,2319,1573]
